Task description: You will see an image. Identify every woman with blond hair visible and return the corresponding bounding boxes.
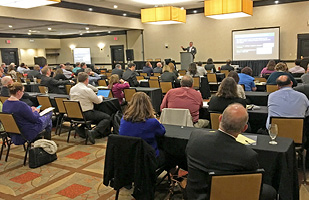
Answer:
[108,74,129,104]
[7,64,17,79]
[119,92,165,164]
[266,62,297,87]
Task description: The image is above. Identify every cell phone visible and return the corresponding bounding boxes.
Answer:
[36,105,42,109]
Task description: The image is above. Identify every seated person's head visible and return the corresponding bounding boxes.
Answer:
[219,103,248,136]
[275,62,288,72]
[276,75,292,88]
[163,65,171,72]
[128,63,136,70]
[8,82,24,97]
[207,58,213,64]
[109,74,119,86]
[34,65,40,71]
[168,62,175,72]
[55,68,63,76]
[188,63,197,75]
[41,66,51,76]
[216,77,238,98]
[226,59,231,65]
[180,75,193,88]
[115,64,121,69]
[295,59,301,66]
[84,68,92,75]
[77,72,89,83]
[227,71,239,83]
[123,92,155,122]
[197,61,203,67]
[1,76,13,86]
[241,67,253,76]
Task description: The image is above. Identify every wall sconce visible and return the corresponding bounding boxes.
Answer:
[98,43,105,51]
[69,44,76,51]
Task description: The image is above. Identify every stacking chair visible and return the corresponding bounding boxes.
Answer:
[153,73,161,77]
[0,113,32,165]
[140,72,147,77]
[136,76,144,81]
[98,79,108,86]
[149,79,160,88]
[124,88,137,103]
[37,95,52,110]
[0,96,9,104]
[192,76,200,90]
[160,81,173,94]
[38,86,48,94]
[266,85,278,93]
[36,79,41,84]
[146,58,153,61]
[63,100,93,144]
[65,84,72,95]
[103,134,170,200]
[210,113,221,130]
[178,70,186,76]
[254,77,267,83]
[207,73,220,92]
[149,76,159,80]
[206,70,212,73]
[54,97,69,135]
[220,70,229,78]
[160,108,193,127]
[207,169,263,200]
[155,58,161,61]
[106,72,112,77]
[270,117,306,184]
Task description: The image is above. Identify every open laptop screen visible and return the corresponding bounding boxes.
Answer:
[97,90,110,98]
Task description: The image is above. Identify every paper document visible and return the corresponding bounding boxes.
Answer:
[236,134,257,145]
[203,102,209,108]
[40,107,55,116]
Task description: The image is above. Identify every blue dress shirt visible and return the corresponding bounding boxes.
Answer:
[238,73,256,91]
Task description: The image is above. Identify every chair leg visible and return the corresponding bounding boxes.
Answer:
[5,140,11,162]
[67,123,73,143]
[115,189,120,200]
[58,117,65,136]
[302,149,307,185]
[24,142,31,166]
[0,136,7,160]
[55,115,60,135]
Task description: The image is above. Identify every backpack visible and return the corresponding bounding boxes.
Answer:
[112,111,123,134]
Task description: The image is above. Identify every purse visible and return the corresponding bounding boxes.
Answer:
[29,147,57,168]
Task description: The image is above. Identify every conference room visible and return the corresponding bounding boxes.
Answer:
[0,0,309,199]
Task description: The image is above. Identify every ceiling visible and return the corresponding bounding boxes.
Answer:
[0,0,308,38]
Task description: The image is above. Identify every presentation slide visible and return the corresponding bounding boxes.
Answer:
[73,48,91,64]
[232,27,280,61]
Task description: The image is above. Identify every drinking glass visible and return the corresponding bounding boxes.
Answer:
[268,124,278,145]
[44,87,48,95]
[33,77,37,84]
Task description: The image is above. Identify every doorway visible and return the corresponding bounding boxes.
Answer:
[110,45,124,69]
[1,48,19,66]
[297,34,309,58]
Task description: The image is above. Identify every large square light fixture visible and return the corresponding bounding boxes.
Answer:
[205,0,253,19]
[141,6,186,25]
[0,0,61,9]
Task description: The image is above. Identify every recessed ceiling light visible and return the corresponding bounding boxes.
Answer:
[48,27,52,31]
[114,5,118,9]
[28,32,31,35]
[8,25,13,28]
[274,1,279,4]
[29,30,31,32]
[180,7,184,10]
[87,31,90,33]
[85,27,89,30]
[193,10,197,14]
[123,13,127,16]
[88,8,93,11]
[80,33,83,35]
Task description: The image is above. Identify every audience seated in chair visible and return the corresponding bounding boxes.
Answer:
[27,64,42,81]
[238,67,257,91]
[119,92,166,167]
[70,72,111,144]
[153,62,163,74]
[111,64,123,79]
[186,103,277,200]
[142,61,153,76]
[2,82,52,145]
[108,74,130,105]
[289,59,305,74]
[227,71,246,99]
[161,75,209,128]
[161,65,179,87]
[85,68,101,86]
[122,63,139,87]
[266,62,297,87]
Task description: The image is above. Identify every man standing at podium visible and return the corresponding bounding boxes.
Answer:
[181,42,197,59]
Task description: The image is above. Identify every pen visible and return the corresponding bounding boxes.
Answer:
[245,140,252,145]
[36,105,42,109]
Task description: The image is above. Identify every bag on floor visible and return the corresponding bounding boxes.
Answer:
[112,111,123,134]
[29,147,57,168]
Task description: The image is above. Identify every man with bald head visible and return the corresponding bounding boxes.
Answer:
[186,103,276,200]
[267,75,309,127]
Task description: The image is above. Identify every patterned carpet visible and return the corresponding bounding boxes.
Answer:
[0,125,308,200]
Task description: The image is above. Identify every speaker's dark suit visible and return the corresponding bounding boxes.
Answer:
[182,46,197,58]
[186,129,260,200]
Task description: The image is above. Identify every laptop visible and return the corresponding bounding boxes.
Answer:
[97,90,110,98]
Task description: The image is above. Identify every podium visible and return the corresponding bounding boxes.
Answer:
[180,52,193,70]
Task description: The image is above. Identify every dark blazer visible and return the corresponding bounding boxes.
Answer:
[266,71,297,87]
[182,46,197,58]
[27,70,41,80]
[111,68,123,79]
[142,66,153,76]
[54,74,68,80]
[41,75,70,94]
[0,86,36,106]
[160,71,179,86]
[186,129,259,200]
[204,64,216,73]
[75,68,85,75]
[221,64,234,71]
[122,69,139,87]
[208,96,247,113]
[153,67,162,73]
[294,84,309,99]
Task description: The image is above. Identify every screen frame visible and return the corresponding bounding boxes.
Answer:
[73,47,92,64]
[232,26,280,61]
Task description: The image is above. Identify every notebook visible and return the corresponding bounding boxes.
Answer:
[97,90,110,98]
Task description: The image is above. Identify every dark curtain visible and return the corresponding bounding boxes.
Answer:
[233,60,274,76]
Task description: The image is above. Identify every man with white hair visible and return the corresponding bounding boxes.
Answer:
[186,103,276,200]
[111,64,123,79]
[1,76,36,106]
[84,68,101,85]
[153,62,163,73]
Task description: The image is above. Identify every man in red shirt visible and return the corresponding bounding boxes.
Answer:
[160,75,209,128]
